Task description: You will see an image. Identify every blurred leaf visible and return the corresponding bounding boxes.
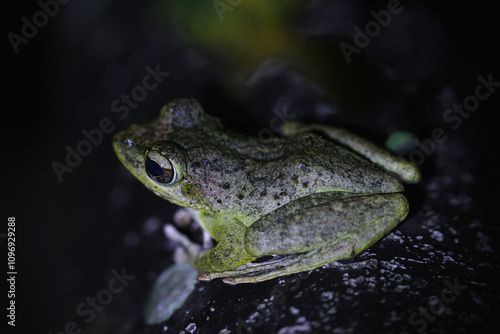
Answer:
[154,0,308,72]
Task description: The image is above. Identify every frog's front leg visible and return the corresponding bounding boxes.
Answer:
[165,213,256,274]
[194,218,257,274]
[203,191,408,284]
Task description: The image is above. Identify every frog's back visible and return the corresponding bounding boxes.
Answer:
[183,132,403,224]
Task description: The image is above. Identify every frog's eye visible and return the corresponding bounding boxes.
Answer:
[145,150,179,184]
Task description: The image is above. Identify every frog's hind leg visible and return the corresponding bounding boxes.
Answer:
[202,208,400,284]
[199,251,318,284]
[201,192,408,284]
[282,122,420,183]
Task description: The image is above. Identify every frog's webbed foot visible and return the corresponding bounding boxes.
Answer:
[173,209,214,249]
[198,250,321,284]
[164,224,202,263]
[166,208,216,264]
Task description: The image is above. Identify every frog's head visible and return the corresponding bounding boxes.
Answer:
[113,98,211,209]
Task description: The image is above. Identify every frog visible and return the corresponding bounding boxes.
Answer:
[113,98,420,284]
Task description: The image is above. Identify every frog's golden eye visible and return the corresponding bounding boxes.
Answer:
[145,150,178,184]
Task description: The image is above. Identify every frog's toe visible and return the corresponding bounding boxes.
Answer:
[195,253,312,284]
[164,224,202,257]
[198,273,211,281]
[222,278,238,285]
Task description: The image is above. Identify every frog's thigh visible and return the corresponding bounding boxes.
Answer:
[245,193,408,257]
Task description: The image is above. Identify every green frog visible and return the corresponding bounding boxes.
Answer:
[113,98,420,284]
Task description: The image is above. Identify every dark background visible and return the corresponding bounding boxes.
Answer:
[4,0,499,333]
